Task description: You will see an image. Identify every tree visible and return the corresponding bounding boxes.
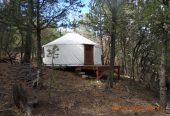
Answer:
[0,0,34,63]
[46,45,59,100]
[159,0,169,108]
[32,0,84,67]
[0,0,84,65]
[80,1,105,64]
[99,0,123,88]
[82,0,124,88]
[23,0,34,63]
[116,0,170,107]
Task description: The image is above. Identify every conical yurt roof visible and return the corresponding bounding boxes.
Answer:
[43,33,97,47]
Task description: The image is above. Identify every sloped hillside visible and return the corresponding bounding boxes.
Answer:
[0,63,168,116]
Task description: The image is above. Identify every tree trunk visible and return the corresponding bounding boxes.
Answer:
[23,31,32,63]
[99,13,104,65]
[107,1,117,89]
[20,31,24,63]
[99,30,104,65]
[120,37,127,75]
[37,29,42,67]
[159,35,167,108]
[107,32,116,88]
[23,0,33,63]
[131,57,135,80]
[0,37,2,59]
[0,29,5,59]
[160,0,169,108]
[36,0,42,67]
[0,30,2,59]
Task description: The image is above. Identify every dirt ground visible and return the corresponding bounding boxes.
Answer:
[0,63,169,116]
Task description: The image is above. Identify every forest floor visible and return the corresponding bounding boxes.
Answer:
[0,63,169,116]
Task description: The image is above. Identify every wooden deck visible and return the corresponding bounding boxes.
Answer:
[76,65,120,80]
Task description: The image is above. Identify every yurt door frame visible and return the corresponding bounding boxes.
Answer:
[84,45,94,65]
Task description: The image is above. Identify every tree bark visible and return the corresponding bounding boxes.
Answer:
[120,38,127,75]
[36,0,42,67]
[99,13,104,65]
[159,34,167,108]
[131,57,135,80]
[37,28,42,67]
[0,32,2,59]
[20,31,24,63]
[107,32,116,88]
[106,0,117,89]
[23,0,33,63]
[99,28,104,65]
[159,1,168,108]
[23,31,32,63]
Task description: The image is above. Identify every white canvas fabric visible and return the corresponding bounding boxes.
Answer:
[42,32,102,66]
[43,45,84,66]
[94,46,102,64]
[43,33,97,46]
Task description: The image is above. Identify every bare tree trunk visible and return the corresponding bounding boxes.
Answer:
[99,13,104,65]
[123,45,127,75]
[100,39,104,65]
[36,0,42,67]
[120,37,127,75]
[99,29,104,65]
[159,35,167,108]
[20,31,24,63]
[0,31,2,59]
[37,29,42,67]
[131,57,135,80]
[23,31,32,63]
[160,0,169,108]
[23,0,33,63]
[107,0,117,88]
[0,29,5,59]
[107,32,116,88]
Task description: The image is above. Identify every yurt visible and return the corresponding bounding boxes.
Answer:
[42,33,102,66]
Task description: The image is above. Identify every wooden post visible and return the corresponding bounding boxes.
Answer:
[96,67,99,80]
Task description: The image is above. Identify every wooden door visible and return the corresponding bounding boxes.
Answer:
[84,45,94,65]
